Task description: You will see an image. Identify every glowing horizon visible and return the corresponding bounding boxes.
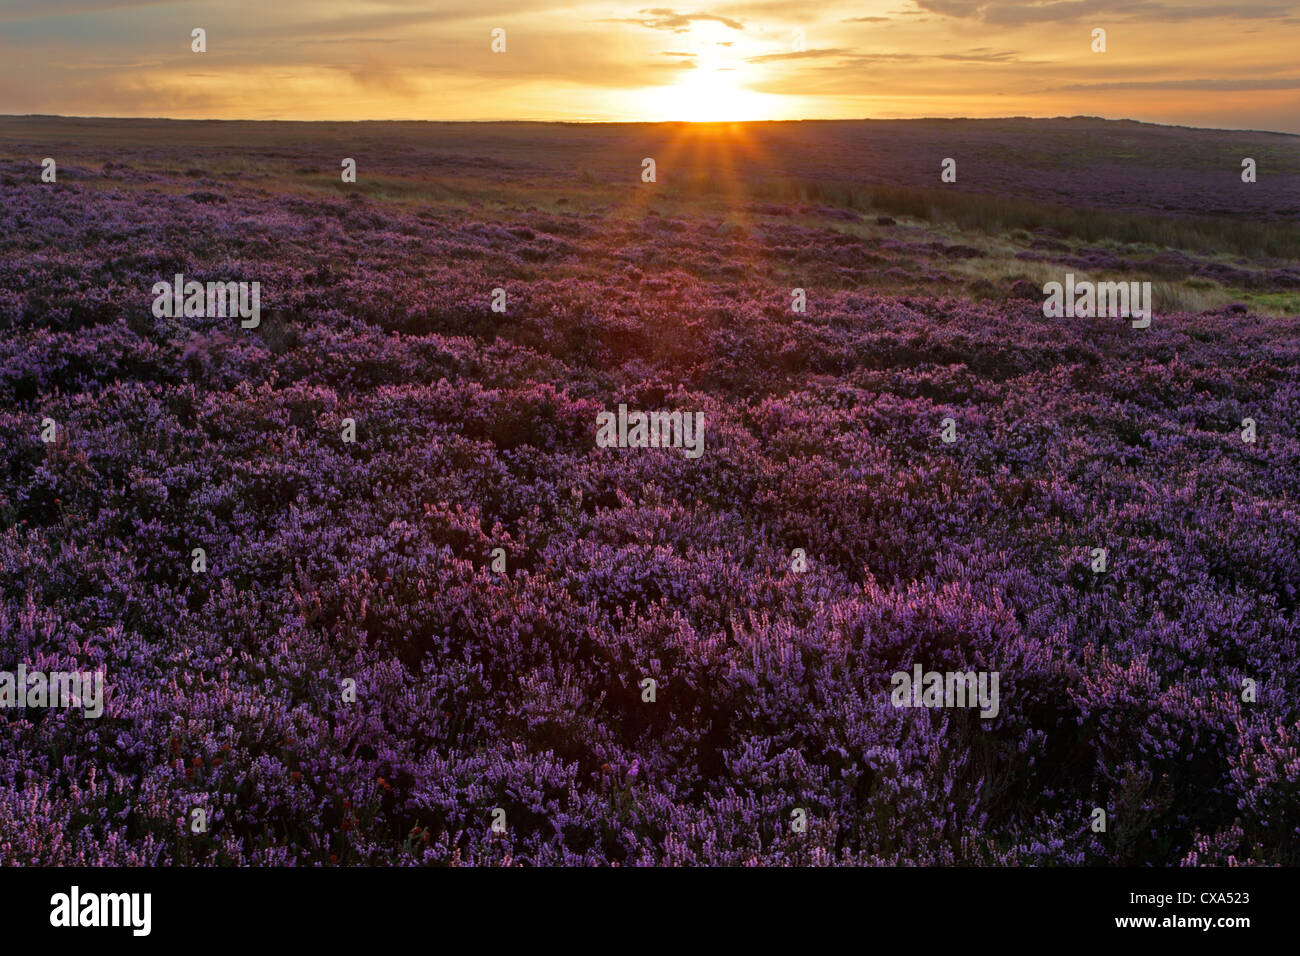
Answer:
[2,1,1299,133]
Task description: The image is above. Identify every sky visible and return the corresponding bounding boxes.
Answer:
[1,0,1299,132]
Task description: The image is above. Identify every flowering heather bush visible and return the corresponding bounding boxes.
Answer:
[1,119,1298,866]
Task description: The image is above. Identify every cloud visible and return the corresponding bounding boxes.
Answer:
[711,0,830,16]
[914,0,1295,24]
[250,9,454,41]
[299,37,404,45]
[936,49,1021,62]
[1055,77,1300,91]
[746,47,1027,64]
[0,0,179,23]
[344,56,420,95]
[602,8,746,32]
[745,47,854,63]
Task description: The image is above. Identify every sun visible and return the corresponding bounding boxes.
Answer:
[653,68,773,122]
[635,20,786,123]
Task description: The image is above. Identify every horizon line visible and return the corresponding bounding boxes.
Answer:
[1,112,1297,138]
